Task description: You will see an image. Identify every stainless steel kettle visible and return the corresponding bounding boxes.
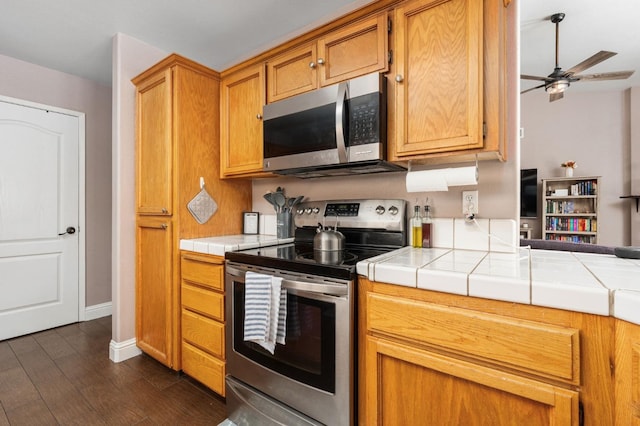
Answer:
[313,214,345,252]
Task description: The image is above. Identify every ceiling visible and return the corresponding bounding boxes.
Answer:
[2,1,639,93]
[521,0,640,95]
[0,0,373,87]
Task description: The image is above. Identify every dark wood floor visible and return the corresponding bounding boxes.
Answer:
[0,316,227,425]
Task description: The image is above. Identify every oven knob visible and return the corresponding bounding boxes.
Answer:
[305,208,313,215]
[388,206,399,215]
[375,205,386,215]
[312,207,320,214]
[297,208,305,215]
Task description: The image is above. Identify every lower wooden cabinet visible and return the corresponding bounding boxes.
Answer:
[358,278,616,426]
[364,336,578,425]
[136,217,173,367]
[182,342,226,394]
[180,251,226,396]
[615,318,640,425]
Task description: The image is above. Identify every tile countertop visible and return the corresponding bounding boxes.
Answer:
[357,247,640,326]
[182,235,640,326]
[179,234,294,257]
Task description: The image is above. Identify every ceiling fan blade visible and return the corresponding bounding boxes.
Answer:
[564,51,617,76]
[521,84,546,94]
[549,92,564,102]
[573,70,635,81]
[521,74,548,81]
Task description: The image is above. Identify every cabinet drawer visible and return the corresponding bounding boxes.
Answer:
[182,310,225,358]
[182,342,225,397]
[182,283,224,321]
[181,256,223,291]
[366,293,580,384]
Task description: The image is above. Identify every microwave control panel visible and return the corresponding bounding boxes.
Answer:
[348,93,384,146]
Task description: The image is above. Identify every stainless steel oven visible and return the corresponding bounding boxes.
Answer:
[225,262,352,426]
[224,199,406,426]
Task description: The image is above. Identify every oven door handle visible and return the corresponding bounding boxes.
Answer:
[226,265,348,297]
[280,278,348,297]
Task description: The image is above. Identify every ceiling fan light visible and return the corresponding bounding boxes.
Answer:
[545,79,570,94]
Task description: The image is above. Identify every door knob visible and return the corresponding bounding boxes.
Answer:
[59,226,76,236]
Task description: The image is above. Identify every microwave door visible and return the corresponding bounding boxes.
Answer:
[263,83,348,172]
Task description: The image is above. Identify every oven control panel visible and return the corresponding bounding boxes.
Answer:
[325,203,360,217]
[295,199,406,232]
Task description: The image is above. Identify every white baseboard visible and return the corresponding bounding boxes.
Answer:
[84,302,112,321]
[109,338,142,363]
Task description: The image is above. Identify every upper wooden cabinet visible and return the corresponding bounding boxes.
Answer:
[390,0,484,158]
[220,63,267,178]
[387,0,508,163]
[267,13,389,103]
[135,68,173,215]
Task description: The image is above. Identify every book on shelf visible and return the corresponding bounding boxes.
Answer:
[544,234,596,244]
[545,217,597,232]
[568,180,597,196]
[545,200,594,215]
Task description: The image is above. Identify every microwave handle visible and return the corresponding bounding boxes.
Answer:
[335,81,349,164]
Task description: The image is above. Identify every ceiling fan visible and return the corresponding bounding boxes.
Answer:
[521,12,635,102]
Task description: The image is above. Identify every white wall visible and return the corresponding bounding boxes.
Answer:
[520,89,631,246]
[0,53,112,306]
[111,34,167,345]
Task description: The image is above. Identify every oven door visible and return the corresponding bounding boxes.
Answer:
[225,262,353,426]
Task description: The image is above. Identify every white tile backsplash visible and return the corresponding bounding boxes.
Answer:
[489,219,518,253]
[261,214,277,235]
[431,218,454,248]
[454,218,490,251]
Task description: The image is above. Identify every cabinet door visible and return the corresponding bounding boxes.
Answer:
[220,64,266,177]
[362,336,579,426]
[136,217,173,367]
[392,0,483,158]
[267,43,318,103]
[317,13,389,87]
[615,319,640,425]
[135,68,173,215]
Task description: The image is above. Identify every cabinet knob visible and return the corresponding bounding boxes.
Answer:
[256,113,263,120]
[395,74,404,83]
[161,208,168,214]
[309,61,316,69]
[317,58,325,65]
[161,223,168,230]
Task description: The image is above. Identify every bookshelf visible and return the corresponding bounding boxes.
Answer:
[542,176,600,244]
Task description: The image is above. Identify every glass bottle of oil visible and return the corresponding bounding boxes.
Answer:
[410,205,422,248]
[422,204,432,248]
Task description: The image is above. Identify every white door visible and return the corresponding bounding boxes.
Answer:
[0,98,82,341]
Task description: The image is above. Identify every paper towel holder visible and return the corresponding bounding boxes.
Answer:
[406,155,479,174]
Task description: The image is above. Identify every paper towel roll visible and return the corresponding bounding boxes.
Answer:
[406,170,448,192]
[405,166,478,193]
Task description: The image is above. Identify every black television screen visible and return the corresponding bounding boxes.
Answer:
[520,168,538,218]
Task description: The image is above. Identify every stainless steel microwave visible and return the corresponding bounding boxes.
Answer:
[262,72,405,178]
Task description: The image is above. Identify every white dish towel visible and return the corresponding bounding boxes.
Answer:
[243,271,287,354]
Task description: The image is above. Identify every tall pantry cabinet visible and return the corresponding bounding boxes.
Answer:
[133,54,251,369]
